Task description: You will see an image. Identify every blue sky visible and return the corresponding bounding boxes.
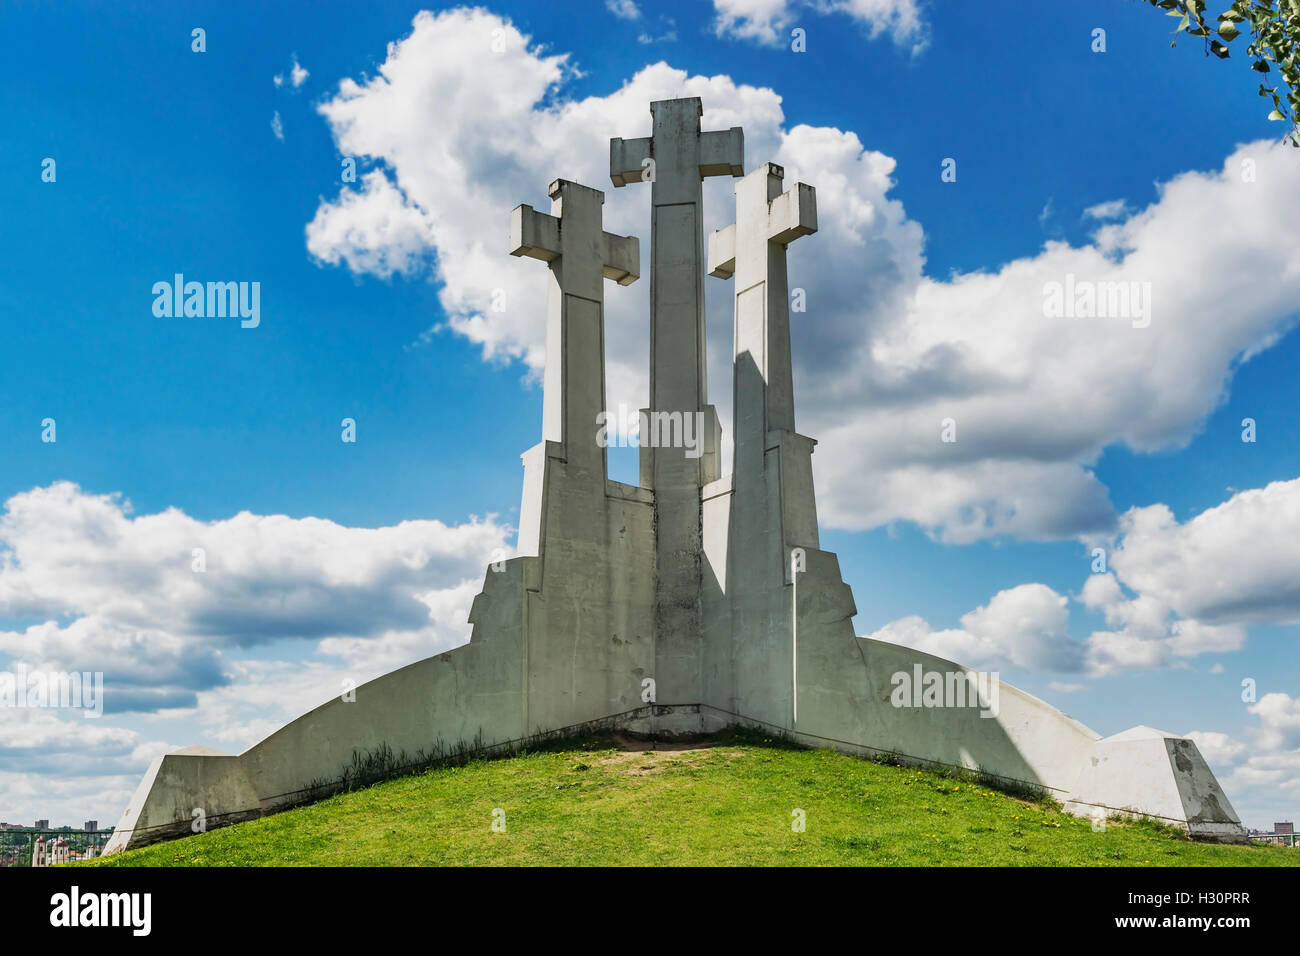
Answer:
[2,0,1298,830]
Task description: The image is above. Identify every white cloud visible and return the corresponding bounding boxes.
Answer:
[271,110,284,140]
[274,55,310,89]
[712,0,926,50]
[303,9,1300,546]
[1038,196,1054,228]
[0,482,510,711]
[306,170,436,279]
[808,141,1300,542]
[606,0,641,20]
[637,16,677,44]
[713,0,794,44]
[1084,198,1128,220]
[1250,692,1300,753]
[868,583,1084,673]
[1108,480,1300,627]
[0,480,511,823]
[1185,729,1247,765]
[1048,681,1085,694]
[869,480,1300,677]
[0,706,171,824]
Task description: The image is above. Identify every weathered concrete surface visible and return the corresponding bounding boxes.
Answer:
[104,99,1246,853]
[102,747,260,854]
[611,98,742,725]
[1063,726,1248,842]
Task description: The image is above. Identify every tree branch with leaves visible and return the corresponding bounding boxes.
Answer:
[1144,0,1300,145]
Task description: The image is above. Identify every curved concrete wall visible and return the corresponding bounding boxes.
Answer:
[105,455,661,852]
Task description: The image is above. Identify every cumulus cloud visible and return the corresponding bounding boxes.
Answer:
[303,9,1300,546]
[867,479,1300,677]
[1185,729,1248,766]
[0,706,170,822]
[868,583,1085,673]
[307,170,437,278]
[712,0,926,50]
[270,110,284,140]
[0,481,510,713]
[0,480,510,821]
[1108,479,1300,627]
[817,144,1300,542]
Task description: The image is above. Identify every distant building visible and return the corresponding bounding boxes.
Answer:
[34,819,48,829]
[84,820,98,832]
[31,835,47,867]
[1275,821,1294,835]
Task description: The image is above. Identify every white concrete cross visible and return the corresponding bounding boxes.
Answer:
[708,162,816,468]
[511,179,639,480]
[610,97,744,706]
[610,96,743,486]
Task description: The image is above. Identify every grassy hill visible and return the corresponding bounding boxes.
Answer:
[90,729,1298,867]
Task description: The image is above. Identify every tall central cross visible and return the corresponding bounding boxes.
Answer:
[611,97,743,703]
[511,179,639,482]
[611,97,743,484]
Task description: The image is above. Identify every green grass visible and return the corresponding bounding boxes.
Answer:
[88,730,1299,866]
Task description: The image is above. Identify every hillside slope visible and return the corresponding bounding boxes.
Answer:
[90,731,1297,867]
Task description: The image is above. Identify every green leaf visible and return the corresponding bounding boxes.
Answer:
[1210,39,1231,57]
[1252,59,1272,72]
[1268,109,1287,120]
[1217,21,1240,40]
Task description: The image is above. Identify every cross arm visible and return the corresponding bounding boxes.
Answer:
[602,231,639,285]
[707,223,736,279]
[509,204,560,260]
[699,127,744,179]
[768,182,817,245]
[609,136,652,188]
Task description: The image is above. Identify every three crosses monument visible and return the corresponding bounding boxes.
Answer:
[104,98,1245,853]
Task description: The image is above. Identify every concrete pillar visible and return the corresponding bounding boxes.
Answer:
[611,97,742,711]
[708,162,818,727]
